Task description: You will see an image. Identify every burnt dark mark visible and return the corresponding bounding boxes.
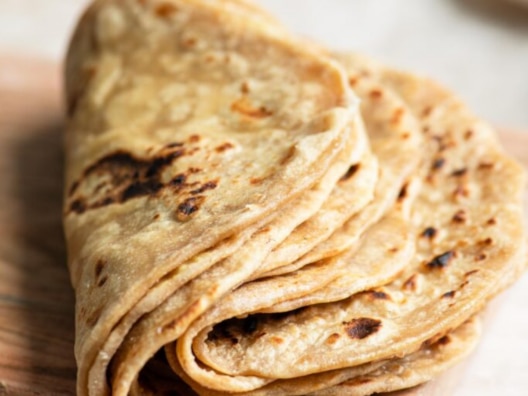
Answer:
[431,158,446,171]
[451,168,468,177]
[367,290,391,300]
[343,318,382,340]
[397,182,409,201]
[94,259,105,278]
[426,250,456,269]
[190,181,218,195]
[122,180,164,201]
[422,226,437,239]
[340,164,360,182]
[169,174,187,187]
[452,210,467,223]
[153,213,160,220]
[442,290,456,299]
[67,147,203,215]
[97,276,108,288]
[145,151,183,178]
[165,142,184,149]
[177,197,202,216]
[70,199,86,214]
[208,309,306,343]
[475,253,487,261]
[464,129,474,140]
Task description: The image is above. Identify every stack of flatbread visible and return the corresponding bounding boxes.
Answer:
[63,1,526,395]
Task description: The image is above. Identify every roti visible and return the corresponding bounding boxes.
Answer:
[64,1,361,395]
[168,57,526,393]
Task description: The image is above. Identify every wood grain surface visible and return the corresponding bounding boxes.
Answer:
[0,55,526,396]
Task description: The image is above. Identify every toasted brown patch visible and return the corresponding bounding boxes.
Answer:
[464,269,480,277]
[188,135,201,143]
[231,97,272,118]
[478,161,495,170]
[369,89,383,99]
[155,3,178,18]
[280,146,296,166]
[451,168,468,177]
[453,184,470,200]
[403,274,418,291]
[452,210,467,223]
[215,142,234,153]
[344,377,373,387]
[397,182,409,201]
[340,164,360,182]
[391,107,405,125]
[348,75,359,87]
[240,81,250,94]
[422,106,433,117]
[343,318,382,340]
[441,290,456,299]
[326,333,341,345]
[478,237,494,246]
[486,217,497,226]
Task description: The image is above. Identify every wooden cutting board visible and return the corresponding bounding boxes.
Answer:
[0,55,526,396]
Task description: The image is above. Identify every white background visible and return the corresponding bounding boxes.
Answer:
[0,1,527,395]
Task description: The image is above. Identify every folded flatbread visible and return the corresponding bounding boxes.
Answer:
[64,1,526,395]
[165,57,526,394]
[64,1,363,395]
